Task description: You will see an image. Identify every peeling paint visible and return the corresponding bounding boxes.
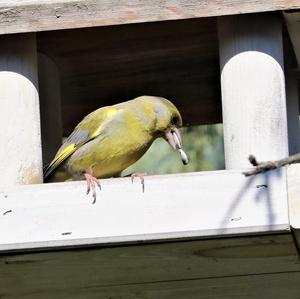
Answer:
[0,1,298,35]
[16,162,42,185]
[0,7,21,23]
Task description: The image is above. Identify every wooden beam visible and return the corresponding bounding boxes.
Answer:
[285,68,300,154]
[0,33,42,188]
[218,14,289,169]
[0,234,299,298]
[85,272,300,299]
[284,10,300,66]
[283,27,300,154]
[0,169,289,252]
[287,164,300,251]
[38,53,63,167]
[0,1,299,35]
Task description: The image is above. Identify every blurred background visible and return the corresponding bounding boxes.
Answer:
[123,124,225,176]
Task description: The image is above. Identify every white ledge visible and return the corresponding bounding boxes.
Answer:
[0,168,289,252]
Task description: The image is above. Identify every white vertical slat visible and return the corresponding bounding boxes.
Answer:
[218,14,288,168]
[0,33,42,188]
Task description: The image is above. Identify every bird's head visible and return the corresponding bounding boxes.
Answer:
[142,96,189,165]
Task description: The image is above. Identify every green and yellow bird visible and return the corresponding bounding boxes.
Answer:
[44,96,188,203]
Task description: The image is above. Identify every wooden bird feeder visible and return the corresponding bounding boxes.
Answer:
[1,1,300,298]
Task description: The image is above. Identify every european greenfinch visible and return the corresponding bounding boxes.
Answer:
[44,96,188,202]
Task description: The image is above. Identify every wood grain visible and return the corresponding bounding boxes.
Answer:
[218,14,289,169]
[0,234,299,298]
[284,11,300,66]
[37,18,221,133]
[0,0,299,35]
[0,168,289,252]
[0,33,43,188]
[287,164,300,252]
[38,53,63,167]
[287,164,300,228]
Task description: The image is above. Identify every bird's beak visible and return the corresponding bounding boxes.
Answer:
[164,128,189,165]
[164,127,182,150]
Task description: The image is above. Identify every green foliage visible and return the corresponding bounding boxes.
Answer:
[123,124,225,175]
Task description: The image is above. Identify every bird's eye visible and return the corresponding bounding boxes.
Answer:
[171,115,180,126]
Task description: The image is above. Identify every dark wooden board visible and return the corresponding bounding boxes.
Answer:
[37,18,221,134]
[4,272,300,299]
[0,234,299,298]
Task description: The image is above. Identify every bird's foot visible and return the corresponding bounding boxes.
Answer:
[131,172,148,193]
[83,173,101,204]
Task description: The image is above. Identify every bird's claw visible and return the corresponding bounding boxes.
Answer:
[92,193,96,204]
[86,179,91,195]
[84,173,101,204]
[131,172,147,193]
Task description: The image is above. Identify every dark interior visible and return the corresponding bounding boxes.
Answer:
[37,17,221,136]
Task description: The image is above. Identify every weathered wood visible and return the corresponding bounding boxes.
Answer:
[7,272,300,299]
[0,1,299,35]
[38,53,63,167]
[37,18,221,133]
[82,272,299,299]
[0,234,298,298]
[0,33,42,188]
[0,168,289,251]
[218,14,289,169]
[283,27,300,154]
[284,10,300,65]
[287,164,300,251]
[285,69,300,154]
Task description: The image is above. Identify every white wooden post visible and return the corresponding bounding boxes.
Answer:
[218,14,289,169]
[0,33,42,188]
[38,53,63,167]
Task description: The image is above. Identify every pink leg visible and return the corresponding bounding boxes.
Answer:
[83,173,101,204]
[131,172,148,192]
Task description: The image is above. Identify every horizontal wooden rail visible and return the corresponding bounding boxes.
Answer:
[0,168,289,252]
[0,0,299,35]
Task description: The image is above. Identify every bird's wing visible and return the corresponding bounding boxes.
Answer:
[43,106,120,179]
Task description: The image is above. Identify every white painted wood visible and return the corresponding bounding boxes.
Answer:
[38,53,63,167]
[286,164,300,252]
[287,164,300,229]
[218,14,289,169]
[0,169,289,252]
[0,33,42,189]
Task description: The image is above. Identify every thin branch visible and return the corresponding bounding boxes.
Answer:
[243,153,300,176]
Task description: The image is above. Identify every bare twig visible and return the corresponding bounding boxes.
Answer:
[243,153,300,176]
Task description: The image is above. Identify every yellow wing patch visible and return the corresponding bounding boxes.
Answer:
[89,108,118,139]
[106,107,118,118]
[89,126,102,139]
[53,144,76,162]
[44,144,76,178]
[44,107,120,179]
